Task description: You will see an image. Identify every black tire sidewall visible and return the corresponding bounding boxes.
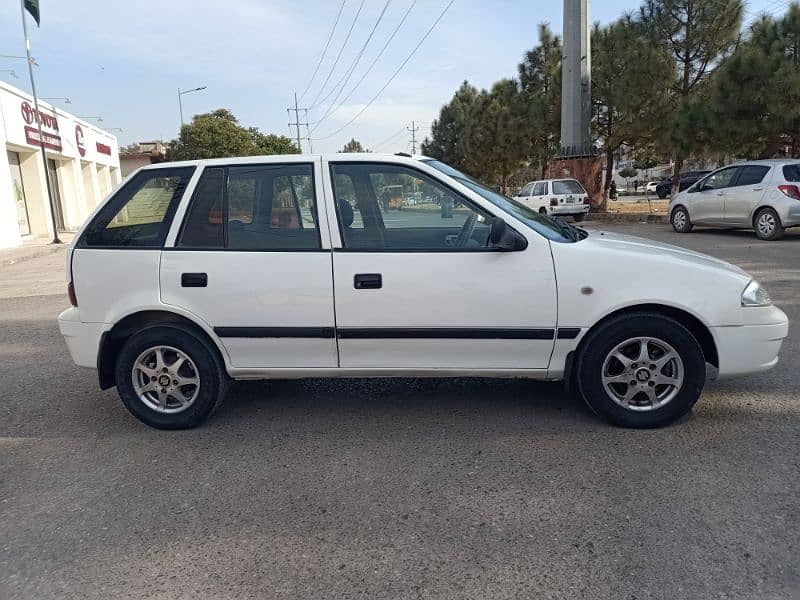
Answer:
[115,326,225,429]
[573,214,586,223]
[576,315,706,428]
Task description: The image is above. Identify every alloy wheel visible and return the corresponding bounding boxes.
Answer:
[601,337,684,412]
[757,212,776,237]
[132,346,200,414]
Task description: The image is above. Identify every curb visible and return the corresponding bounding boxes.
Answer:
[0,242,66,267]
[584,213,667,224]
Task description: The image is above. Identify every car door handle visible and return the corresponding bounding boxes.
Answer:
[181,272,208,288]
[752,187,764,191]
[716,192,725,196]
[354,273,382,290]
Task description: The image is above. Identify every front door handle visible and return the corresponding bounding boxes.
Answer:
[354,273,382,290]
[181,272,208,288]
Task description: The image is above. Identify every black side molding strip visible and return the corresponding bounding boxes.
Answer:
[336,328,556,340]
[557,328,582,340]
[214,327,335,339]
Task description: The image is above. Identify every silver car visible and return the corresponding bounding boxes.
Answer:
[669,160,800,240]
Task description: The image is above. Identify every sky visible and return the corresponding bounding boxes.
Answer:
[0,0,789,154]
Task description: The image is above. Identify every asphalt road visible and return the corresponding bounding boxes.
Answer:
[1,224,798,599]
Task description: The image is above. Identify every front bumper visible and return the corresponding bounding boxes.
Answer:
[549,204,590,216]
[58,307,106,368]
[712,314,789,378]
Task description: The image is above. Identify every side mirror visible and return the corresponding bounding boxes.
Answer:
[489,218,528,252]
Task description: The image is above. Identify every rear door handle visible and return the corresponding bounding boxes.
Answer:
[354,273,382,290]
[181,272,208,288]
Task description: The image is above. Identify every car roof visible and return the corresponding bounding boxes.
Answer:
[140,153,432,170]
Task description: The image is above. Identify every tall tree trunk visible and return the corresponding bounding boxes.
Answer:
[672,155,684,197]
[601,148,614,211]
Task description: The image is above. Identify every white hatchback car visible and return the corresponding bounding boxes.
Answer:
[513,179,591,221]
[59,154,788,430]
[669,160,800,240]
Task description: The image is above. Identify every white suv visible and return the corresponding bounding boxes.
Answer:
[513,179,591,221]
[59,154,788,430]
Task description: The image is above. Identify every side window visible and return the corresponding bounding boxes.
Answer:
[735,165,770,187]
[702,167,739,191]
[330,163,493,251]
[178,163,320,251]
[533,182,546,196]
[80,167,194,248]
[519,183,534,197]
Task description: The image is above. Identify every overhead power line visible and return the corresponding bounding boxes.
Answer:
[370,125,407,151]
[312,0,457,141]
[298,0,347,102]
[307,0,366,110]
[312,0,418,131]
[311,0,393,133]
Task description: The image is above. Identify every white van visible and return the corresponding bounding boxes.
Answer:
[514,179,591,221]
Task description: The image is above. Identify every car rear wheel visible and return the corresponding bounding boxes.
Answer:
[539,207,548,215]
[671,206,693,233]
[115,325,227,429]
[657,188,669,199]
[754,207,784,241]
[575,313,706,429]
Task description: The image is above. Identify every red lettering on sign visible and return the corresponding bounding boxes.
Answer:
[24,126,63,151]
[95,142,111,156]
[20,100,59,131]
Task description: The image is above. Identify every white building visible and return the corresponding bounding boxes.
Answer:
[0,81,121,249]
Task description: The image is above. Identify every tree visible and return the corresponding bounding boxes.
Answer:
[340,138,368,153]
[422,81,483,175]
[518,24,563,179]
[591,16,673,208]
[707,4,800,158]
[167,109,298,160]
[641,0,744,193]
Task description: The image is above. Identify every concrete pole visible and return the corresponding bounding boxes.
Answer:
[560,0,591,157]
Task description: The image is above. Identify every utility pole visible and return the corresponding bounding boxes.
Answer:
[287,92,310,153]
[560,0,591,157]
[407,120,420,155]
[20,0,60,244]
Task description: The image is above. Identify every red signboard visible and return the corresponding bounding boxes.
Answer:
[24,125,63,151]
[20,100,59,131]
[96,141,111,156]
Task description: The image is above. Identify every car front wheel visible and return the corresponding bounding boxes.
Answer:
[576,313,706,428]
[671,206,693,233]
[115,325,227,429]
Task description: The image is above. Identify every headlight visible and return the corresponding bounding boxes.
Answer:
[741,280,772,307]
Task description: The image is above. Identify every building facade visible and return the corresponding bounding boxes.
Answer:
[0,81,121,249]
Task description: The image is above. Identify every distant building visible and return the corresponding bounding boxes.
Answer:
[0,80,121,249]
[120,141,166,177]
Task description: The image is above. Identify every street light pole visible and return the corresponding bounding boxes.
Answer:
[20,0,60,244]
[178,86,207,128]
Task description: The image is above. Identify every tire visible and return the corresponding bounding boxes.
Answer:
[671,206,693,233]
[575,313,706,429]
[539,207,548,215]
[754,207,784,241]
[657,188,668,199]
[115,325,227,429]
[573,214,586,223]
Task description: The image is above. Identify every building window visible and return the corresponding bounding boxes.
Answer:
[7,151,31,236]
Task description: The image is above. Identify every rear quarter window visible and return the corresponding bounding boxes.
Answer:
[782,164,800,182]
[79,167,195,248]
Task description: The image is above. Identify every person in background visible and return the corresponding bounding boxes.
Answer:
[610,181,618,201]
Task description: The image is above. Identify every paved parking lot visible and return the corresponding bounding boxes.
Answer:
[1,223,798,599]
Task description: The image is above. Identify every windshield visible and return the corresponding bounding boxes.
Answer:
[422,159,586,243]
[553,180,585,195]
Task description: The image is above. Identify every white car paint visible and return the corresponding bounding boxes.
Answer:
[59,154,788,389]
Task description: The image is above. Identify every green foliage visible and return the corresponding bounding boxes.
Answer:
[340,138,369,153]
[167,109,299,160]
[619,166,638,178]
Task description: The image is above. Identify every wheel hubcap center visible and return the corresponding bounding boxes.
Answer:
[635,368,651,382]
[158,374,171,387]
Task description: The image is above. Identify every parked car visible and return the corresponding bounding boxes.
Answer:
[645,181,659,194]
[656,171,711,199]
[669,160,800,240]
[513,179,591,222]
[59,154,788,430]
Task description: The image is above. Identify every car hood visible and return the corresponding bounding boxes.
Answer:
[581,230,749,279]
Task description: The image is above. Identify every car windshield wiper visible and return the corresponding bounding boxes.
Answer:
[549,215,583,242]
